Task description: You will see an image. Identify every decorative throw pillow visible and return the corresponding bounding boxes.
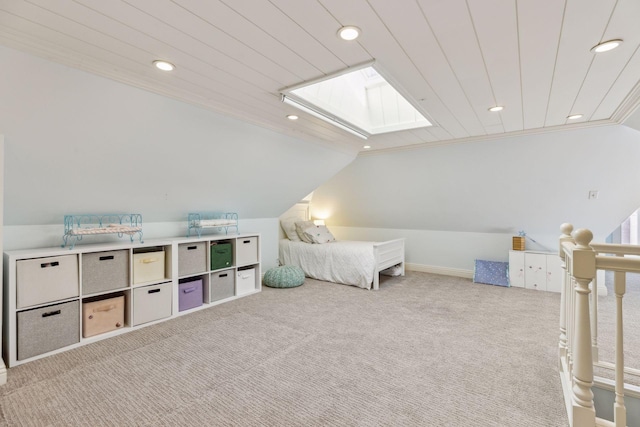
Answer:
[295,220,315,243]
[280,218,302,242]
[302,225,336,244]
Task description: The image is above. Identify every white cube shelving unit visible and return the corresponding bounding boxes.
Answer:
[3,233,261,367]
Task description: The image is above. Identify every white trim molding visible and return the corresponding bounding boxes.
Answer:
[0,364,6,386]
[405,263,474,279]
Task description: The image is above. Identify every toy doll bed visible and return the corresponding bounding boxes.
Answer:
[278,213,404,290]
[62,214,143,249]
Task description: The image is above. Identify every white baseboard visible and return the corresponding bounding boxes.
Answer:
[405,263,474,279]
[0,360,6,385]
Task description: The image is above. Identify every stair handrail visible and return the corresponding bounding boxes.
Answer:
[558,223,640,427]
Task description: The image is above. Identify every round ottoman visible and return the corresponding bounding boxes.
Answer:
[263,265,305,288]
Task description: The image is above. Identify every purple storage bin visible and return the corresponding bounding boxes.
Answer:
[178,279,203,312]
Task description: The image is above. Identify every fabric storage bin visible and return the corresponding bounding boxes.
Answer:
[17,300,80,360]
[210,269,234,302]
[236,237,258,266]
[178,279,203,312]
[210,242,232,271]
[133,248,165,284]
[178,242,207,276]
[236,267,256,296]
[132,282,172,326]
[16,255,79,309]
[82,250,129,295]
[82,295,125,338]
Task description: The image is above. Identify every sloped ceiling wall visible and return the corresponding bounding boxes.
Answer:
[623,106,640,134]
[312,125,640,244]
[0,46,356,226]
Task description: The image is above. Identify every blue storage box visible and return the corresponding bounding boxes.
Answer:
[473,260,509,287]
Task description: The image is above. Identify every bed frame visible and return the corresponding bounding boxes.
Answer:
[281,205,405,290]
[372,239,406,290]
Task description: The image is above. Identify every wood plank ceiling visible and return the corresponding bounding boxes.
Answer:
[0,0,638,152]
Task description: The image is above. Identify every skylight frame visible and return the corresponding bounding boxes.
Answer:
[280,61,434,137]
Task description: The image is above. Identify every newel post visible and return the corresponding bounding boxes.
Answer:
[559,223,574,363]
[570,229,596,426]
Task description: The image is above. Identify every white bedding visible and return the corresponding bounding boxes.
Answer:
[279,239,376,289]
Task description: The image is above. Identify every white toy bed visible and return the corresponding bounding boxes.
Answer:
[278,209,405,290]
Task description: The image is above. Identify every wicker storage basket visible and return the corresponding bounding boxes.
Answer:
[512,236,525,251]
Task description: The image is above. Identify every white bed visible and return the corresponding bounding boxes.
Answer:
[279,238,405,290]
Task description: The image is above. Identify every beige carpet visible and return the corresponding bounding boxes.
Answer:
[0,272,568,426]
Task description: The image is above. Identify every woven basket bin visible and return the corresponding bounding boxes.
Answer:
[512,236,525,251]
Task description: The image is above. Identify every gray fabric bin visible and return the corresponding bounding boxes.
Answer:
[210,269,235,302]
[132,282,172,326]
[82,250,129,295]
[178,242,207,276]
[17,300,80,360]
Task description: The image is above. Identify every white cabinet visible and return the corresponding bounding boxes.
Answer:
[3,232,261,367]
[508,251,525,288]
[509,251,562,292]
[545,255,563,293]
[524,252,546,291]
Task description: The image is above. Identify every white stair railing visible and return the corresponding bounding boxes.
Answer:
[558,223,640,427]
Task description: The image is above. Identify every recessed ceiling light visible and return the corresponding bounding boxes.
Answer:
[153,60,175,71]
[363,145,371,149]
[286,114,299,120]
[567,114,583,120]
[488,106,504,112]
[338,26,360,41]
[591,39,623,53]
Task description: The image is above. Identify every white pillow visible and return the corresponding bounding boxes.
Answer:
[302,225,335,244]
[295,220,315,243]
[280,218,302,242]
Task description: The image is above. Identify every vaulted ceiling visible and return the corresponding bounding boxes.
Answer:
[1,0,638,152]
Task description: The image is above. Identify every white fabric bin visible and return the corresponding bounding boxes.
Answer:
[16,255,79,309]
[235,237,258,266]
[236,268,256,296]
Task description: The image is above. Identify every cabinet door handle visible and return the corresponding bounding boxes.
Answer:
[41,261,60,268]
[219,274,228,278]
[99,255,115,261]
[243,240,251,244]
[187,246,197,250]
[182,287,196,293]
[42,310,61,318]
[141,258,158,264]
[148,289,161,294]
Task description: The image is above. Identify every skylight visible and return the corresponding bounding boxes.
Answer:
[282,66,431,137]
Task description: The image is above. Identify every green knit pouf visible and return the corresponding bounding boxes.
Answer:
[263,265,305,288]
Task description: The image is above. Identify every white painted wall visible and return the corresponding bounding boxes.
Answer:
[312,125,640,271]
[0,46,356,255]
[0,135,6,384]
[330,226,514,275]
